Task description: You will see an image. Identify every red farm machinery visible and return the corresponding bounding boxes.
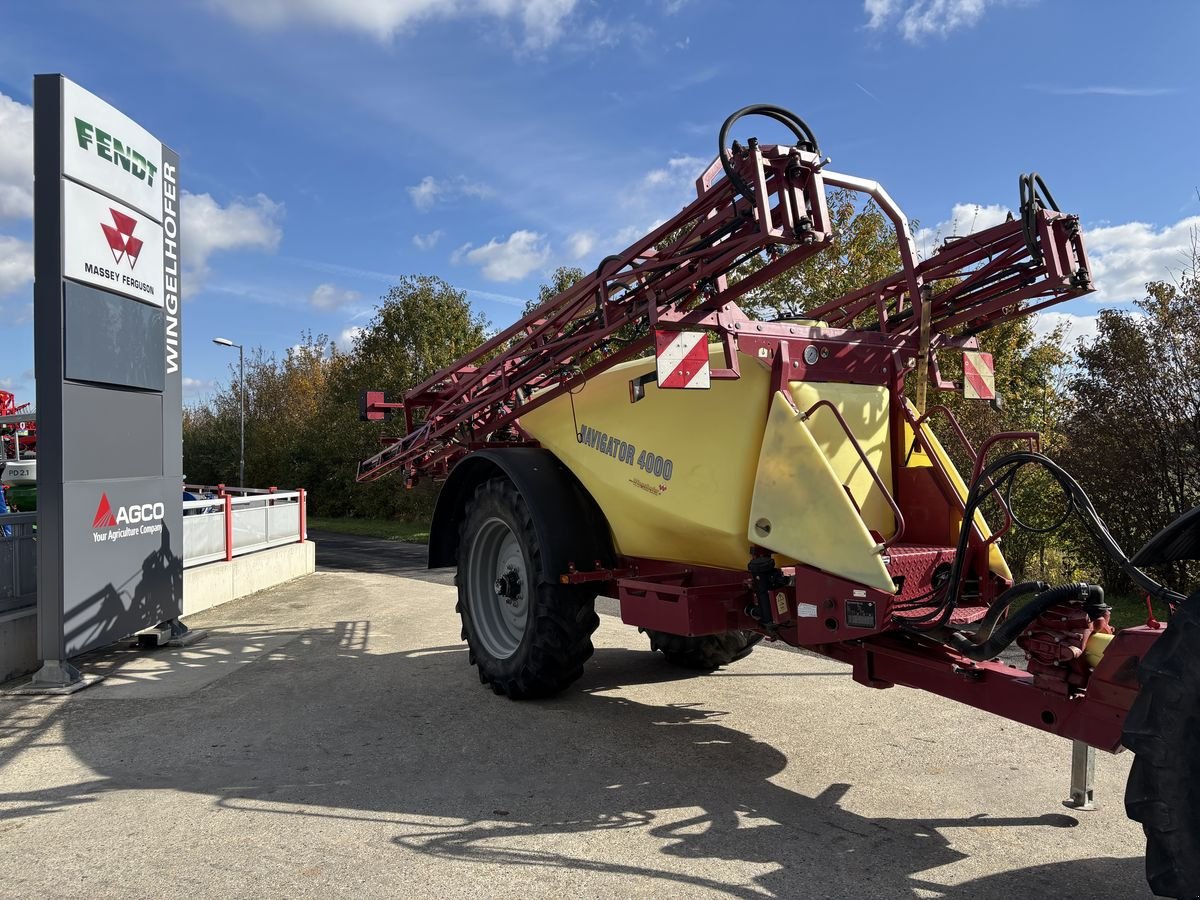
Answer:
[358,106,1200,897]
[0,390,36,461]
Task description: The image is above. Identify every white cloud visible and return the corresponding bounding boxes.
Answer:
[407,175,493,211]
[641,155,705,191]
[182,376,218,398]
[412,229,444,251]
[453,230,550,281]
[864,0,995,42]
[181,192,284,294]
[206,0,578,49]
[0,92,33,219]
[408,176,441,211]
[914,202,1011,258]
[0,235,33,297]
[566,230,595,260]
[1086,216,1200,303]
[1032,310,1101,346]
[916,201,1200,308]
[337,326,364,352]
[1026,84,1176,98]
[864,0,899,28]
[309,282,361,310]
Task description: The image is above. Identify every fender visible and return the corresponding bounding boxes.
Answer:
[428,448,616,582]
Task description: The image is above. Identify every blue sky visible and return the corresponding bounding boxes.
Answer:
[1,0,1198,402]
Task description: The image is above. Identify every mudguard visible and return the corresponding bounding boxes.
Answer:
[428,448,616,582]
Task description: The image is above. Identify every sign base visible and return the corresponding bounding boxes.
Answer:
[4,660,104,695]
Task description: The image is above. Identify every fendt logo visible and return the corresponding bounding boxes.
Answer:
[91,493,166,543]
[74,117,158,188]
[101,208,143,269]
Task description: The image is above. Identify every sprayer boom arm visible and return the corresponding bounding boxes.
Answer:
[358,132,1091,485]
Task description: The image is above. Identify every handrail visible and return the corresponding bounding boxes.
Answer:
[0,510,37,614]
[906,403,1039,547]
[801,400,905,549]
[182,488,307,568]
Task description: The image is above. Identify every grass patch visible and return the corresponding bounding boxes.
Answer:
[1010,591,1153,630]
[1109,595,1158,630]
[308,516,429,543]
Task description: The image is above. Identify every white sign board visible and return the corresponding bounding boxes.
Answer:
[63,178,164,307]
[61,78,163,222]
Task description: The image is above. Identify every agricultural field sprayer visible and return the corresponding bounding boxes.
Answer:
[358,106,1200,897]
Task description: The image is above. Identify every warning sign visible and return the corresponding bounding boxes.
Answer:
[654,330,710,389]
[962,350,996,401]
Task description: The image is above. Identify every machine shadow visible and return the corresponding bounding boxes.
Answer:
[7,629,1147,898]
[64,524,182,654]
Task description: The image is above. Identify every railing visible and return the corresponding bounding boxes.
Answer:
[0,511,37,615]
[800,400,906,550]
[0,488,307,614]
[182,487,307,569]
[909,404,1040,546]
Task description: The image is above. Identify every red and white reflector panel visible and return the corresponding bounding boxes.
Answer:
[962,350,996,400]
[655,330,710,389]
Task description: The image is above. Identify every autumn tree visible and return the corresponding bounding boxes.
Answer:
[1060,258,1200,592]
[184,275,489,522]
[322,275,490,519]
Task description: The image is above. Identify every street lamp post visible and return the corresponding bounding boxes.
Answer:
[212,337,245,487]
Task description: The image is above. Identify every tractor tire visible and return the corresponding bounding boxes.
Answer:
[1123,592,1200,899]
[456,477,600,700]
[645,629,763,671]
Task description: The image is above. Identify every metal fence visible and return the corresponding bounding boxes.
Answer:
[0,487,307,610]
[0,512,37,615]
[182,488,308,569]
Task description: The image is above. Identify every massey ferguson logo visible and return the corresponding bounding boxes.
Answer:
[91,493,165,542]
[101,208,143,269]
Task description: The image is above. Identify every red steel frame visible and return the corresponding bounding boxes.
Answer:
[0,390,36,460]
[359,139,1150,752]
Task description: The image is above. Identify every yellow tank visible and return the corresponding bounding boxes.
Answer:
[519,342,1010,593]
[520,345,906,592]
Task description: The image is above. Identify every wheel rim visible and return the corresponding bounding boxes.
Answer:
[465,516,529,659]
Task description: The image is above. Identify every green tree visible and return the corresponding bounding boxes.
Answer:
[1060,258,1200,592]
[325,275,490,518]
[184,275,491,523]
[523,266,585,316]
[183,332,340,490]
[732,189,902,321]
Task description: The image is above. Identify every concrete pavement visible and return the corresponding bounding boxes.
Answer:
[0,535,1152,898]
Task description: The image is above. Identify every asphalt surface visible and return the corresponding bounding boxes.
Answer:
[0,533,1152,898]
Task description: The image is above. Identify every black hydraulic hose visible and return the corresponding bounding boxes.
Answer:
[718,105,819,205]
[1018,172,1060,264]
[968,580,1047,643]
[946,583,1103,661]
[911,450,1186,633]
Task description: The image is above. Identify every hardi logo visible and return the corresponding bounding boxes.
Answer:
[74,117,158,188]
[101,208,143,269]
[91,493,165,530]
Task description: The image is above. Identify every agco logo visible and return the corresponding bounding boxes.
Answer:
[101,209,143,269]
[92,493,165,529]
